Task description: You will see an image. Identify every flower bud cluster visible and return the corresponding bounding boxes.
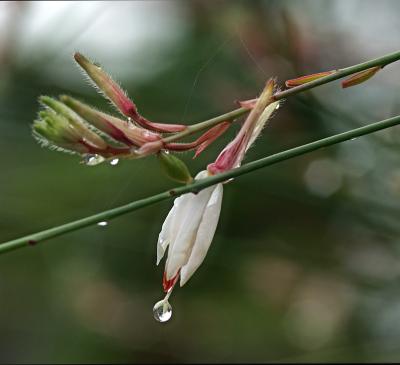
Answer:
[33,53,233,178]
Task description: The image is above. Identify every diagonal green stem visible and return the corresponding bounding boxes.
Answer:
[163,50,400,143]
[1,115,399,255]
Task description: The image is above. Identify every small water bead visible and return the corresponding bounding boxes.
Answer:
[153,299,172,322]
[97,221,108,227]
[126,117,134,127]
[110,158,119,166]
[83,154,105,166]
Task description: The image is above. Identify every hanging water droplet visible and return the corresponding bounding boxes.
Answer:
[110,158,119,166]
[82,154,105,166]
[97,221,108,227]
[350,137,357,141]
[153,299,172,323]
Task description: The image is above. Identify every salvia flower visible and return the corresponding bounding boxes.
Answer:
[153,79,281,322]
[157,170,223,289]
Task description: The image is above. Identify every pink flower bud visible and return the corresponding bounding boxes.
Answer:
[341,66,381,89]
[74,52,186,133]
[74,52,138,118]
[60,95,161,146]
[285,70,335,88]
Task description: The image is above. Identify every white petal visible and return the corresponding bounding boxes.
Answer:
[156,204,176,265]
[180,183,223,286]
[157,193,189,265]
[194,170,209,179]
[165,184,215,280]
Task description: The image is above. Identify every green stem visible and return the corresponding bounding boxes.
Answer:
[1,115,399,255]
[163,49,400,143]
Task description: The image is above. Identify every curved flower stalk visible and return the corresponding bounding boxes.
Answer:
[154,79,281,322]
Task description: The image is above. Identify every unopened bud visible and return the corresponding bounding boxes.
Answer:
[285,70,335,88]
[36,96,108,153]
[74,52,138,118]
[33,111,94,154]
[74,52,187,133]
[60,95,160,146]
[341,66,381,89]
[158,151,193,184]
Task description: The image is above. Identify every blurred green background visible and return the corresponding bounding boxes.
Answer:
[1,1,400,363]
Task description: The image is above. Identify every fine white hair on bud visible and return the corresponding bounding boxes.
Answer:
[208,78,281,175]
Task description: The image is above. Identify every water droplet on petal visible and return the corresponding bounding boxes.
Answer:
[83,154,105,166]
[97,221,108,227]
[153,299,172,322]
[110,158,119,166]
[127,117,134,127]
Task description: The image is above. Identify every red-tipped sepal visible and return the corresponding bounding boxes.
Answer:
[163,270,180,293]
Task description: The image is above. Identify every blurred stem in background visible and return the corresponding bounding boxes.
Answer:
[163,49,400,143]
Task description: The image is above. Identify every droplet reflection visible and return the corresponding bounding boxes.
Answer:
[83,154,105,166]
[153,299,172,322]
